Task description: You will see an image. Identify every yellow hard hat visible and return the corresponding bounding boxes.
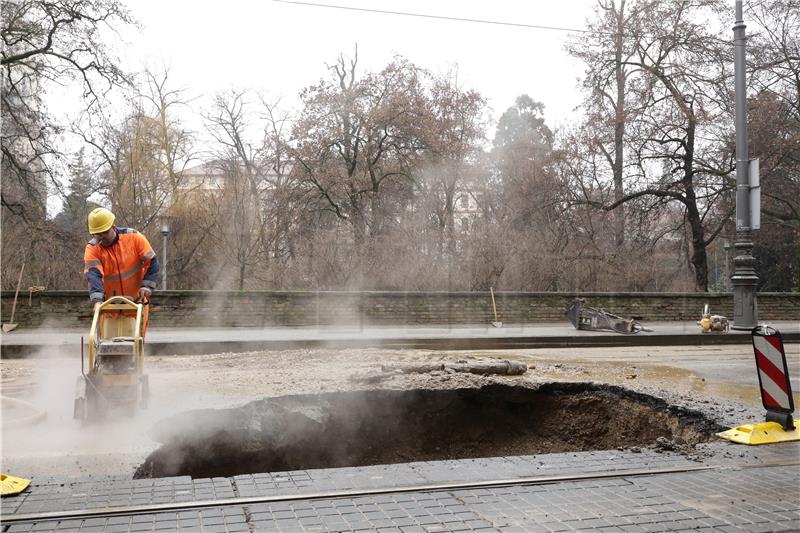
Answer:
[87,207,115,234]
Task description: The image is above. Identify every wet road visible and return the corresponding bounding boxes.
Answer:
[1,342,798,480]
[518,343,800,389]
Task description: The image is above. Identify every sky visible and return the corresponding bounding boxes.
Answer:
[117,0,597,135]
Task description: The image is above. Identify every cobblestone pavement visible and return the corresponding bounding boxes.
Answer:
[2,441,798,532]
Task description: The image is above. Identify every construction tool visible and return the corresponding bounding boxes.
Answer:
[698,304,729,333]
[489,287,502,328]
[565,298,651,334]
[2,261,25,333]
[74,296,149,421]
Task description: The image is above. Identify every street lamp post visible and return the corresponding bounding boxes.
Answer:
[731,0,758,329]
[723,240,731,292]
[160,217,170,291]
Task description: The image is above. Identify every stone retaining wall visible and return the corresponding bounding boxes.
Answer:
[1,290,797,328]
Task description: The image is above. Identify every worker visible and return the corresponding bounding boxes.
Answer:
[84,207,160,334]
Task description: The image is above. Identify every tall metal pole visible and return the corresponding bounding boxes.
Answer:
[731,0,758,329]
[161,233,168,291]
[160,218,169,291]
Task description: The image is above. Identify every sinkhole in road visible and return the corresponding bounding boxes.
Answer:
[134,383,722,479]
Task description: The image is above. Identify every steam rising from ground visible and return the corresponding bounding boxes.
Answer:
[1,344,210,480]
[135,384,723,479]
[2,339,767,480]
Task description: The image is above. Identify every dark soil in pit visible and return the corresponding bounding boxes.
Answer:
[134,383,723,479]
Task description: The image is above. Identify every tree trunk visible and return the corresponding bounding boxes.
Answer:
[683,122,708,292]
[685,198,709,292]
[613,0,626,247]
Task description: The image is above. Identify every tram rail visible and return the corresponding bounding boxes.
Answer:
[3,460,798,526]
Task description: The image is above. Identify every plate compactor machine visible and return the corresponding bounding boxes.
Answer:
[74,296,149,421]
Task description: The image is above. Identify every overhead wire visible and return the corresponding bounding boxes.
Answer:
[272,0,794,52]
[272,0,601,35]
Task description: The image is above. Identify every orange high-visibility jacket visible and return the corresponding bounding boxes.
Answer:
[84,228,159,304]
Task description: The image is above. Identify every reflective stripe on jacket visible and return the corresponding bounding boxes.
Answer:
[84,228,160,304]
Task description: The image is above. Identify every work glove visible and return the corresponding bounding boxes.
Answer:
[135,287,152,304]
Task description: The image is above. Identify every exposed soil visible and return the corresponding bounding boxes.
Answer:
[134,382,723,479]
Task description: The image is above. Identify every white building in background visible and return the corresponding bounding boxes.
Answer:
[177,162,227,193]
[453,187,485,233]
[178,162,486,235]
[176,161,290,197]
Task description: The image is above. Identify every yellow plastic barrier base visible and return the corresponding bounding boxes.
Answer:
[1,473,31,496]
[717,420,800,445]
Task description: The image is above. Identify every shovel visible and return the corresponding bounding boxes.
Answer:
[490,287,502,328]
[3,261,25,333]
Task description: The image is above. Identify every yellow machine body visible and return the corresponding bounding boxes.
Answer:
[717,420,800,445]
[74,296,148,420]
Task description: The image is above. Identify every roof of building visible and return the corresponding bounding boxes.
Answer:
[180,161,293,177]
[180,162,228,177]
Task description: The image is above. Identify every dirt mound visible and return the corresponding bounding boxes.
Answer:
[134,383,723,479]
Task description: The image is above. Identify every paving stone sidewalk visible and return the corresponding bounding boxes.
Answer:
[2,442,798,532]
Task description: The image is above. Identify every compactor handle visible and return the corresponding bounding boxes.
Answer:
[88,296,144,369]
[97,295,139,311]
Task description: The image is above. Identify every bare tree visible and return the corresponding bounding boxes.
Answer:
[568,0,648,247]
[490,96,568,290]
[292,51,426,260]
[78,69,194,231]
[139,69,195,198]
[746,0,800,289]
[1,0,132,208]
[204,90,272,290]
[417,69,488,261]
[254,95,302,287]
[1,0,133,288]
[571,0,736,291]
[747,0,799,229]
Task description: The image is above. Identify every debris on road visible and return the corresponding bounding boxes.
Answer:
[565,298,652,334]
[381,359,527,376]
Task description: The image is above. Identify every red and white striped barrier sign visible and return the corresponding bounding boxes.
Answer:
[716,325,797,442]
[752,326,794,414]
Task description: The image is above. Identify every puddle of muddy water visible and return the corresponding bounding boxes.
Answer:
[135,383,723,479]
